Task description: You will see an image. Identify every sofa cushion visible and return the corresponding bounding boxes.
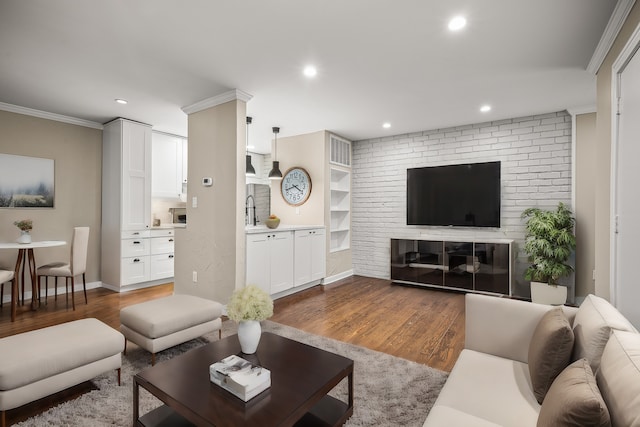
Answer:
[596,330,640,427]
[528,306,575,403]
[537,358,610,427]
[429,349,539,427]
[572,294,636,372]
[423,405,502,427]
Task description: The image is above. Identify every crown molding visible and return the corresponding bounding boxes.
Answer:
[0,102,104,129]
[567,105,597,116]
[181,89,253,115]
[587,0,637,74]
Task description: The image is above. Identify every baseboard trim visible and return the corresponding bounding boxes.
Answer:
[323,270,354,284]
[2,280,102,304]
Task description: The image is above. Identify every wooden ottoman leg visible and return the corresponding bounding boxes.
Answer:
[117,368,121,386]
[151,353,156,366]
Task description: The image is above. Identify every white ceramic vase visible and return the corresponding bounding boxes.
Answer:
[237,320,261,354]
[16,231,31,244]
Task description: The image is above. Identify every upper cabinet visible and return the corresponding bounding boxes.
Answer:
[152,131,187,200]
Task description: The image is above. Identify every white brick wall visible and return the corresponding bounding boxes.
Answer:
[351,111,572,298]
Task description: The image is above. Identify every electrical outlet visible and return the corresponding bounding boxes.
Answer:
[192,196,198,208]
[192,271,198,283]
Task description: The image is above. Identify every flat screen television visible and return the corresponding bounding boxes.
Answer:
[407,161,501,227]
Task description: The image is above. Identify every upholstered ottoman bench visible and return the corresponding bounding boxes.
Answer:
[0,318,124,427]
[120,294,223,365]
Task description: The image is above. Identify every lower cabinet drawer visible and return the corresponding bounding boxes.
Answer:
[151,237,175,255]
[121,256,151,285]
[122,238,150,258]
[150,253,174,280]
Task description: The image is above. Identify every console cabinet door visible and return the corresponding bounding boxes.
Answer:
[246,233,271,295]
[310,228,326,281]
[294,231,312,286]
[270,232,294,294]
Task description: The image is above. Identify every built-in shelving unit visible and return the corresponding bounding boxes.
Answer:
[330,167,350,252]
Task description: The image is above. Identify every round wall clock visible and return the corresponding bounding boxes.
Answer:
[281,167,312,206]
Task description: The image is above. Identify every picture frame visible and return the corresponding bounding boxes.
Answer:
[0,153,55,208]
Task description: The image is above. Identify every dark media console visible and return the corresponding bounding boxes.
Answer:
[391,237,513,296]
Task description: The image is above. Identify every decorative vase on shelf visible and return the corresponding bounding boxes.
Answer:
[16,231,31,244]
[237,320,261,354]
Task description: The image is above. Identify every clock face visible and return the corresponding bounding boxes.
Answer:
[281,167,312,206]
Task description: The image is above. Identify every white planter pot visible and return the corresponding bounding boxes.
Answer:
[237,320,261,354]
[530,281,567,305]
[16,231,31,244]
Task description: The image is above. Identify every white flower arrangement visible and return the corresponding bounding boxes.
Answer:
[226,285,273,322]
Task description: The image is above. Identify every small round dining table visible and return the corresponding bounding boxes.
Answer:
[0,240,66,321]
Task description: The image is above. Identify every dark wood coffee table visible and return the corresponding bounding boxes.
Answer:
[133,332,354,426]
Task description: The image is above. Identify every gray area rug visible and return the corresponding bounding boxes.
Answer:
[16,320,448,426]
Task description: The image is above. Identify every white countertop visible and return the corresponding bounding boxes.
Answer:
[245,224,325,234]
[151,224,186,229]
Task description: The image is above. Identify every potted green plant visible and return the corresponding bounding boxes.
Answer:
[227,285,274,354]
[520,202,576,305]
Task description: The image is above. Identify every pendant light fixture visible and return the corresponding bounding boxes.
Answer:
[245,116,256,177]
[268,126,283,180]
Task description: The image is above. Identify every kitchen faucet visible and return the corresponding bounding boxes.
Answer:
[245,195,257,226]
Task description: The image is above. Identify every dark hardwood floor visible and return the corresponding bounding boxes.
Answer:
[0,275,465,425]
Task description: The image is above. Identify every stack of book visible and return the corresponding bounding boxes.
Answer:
[210,355,271,402]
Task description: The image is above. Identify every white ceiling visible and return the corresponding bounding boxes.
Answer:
[0,0,616,154]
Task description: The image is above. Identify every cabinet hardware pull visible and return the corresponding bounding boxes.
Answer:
[169,239,174,242]
[133,241,141,244]
[133,232,140,235]
[133,258,140,262]
[168,255,174,258]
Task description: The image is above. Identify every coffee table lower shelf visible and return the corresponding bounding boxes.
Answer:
[137,395,352,427]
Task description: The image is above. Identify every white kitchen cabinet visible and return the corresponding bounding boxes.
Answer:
[152,132,188,200]
[150,228,175,280]
[102,118,157,290]
[294,228,326,286]
[122,121,152,230]
[246,231,294,295]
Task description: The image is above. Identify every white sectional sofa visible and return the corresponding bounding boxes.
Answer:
[424,293,640,426]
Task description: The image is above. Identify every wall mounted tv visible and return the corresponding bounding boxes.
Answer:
[407,161,501,227]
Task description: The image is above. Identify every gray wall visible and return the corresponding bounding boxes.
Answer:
[351,111,572,298]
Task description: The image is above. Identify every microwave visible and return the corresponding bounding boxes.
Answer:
[170,207,187,224]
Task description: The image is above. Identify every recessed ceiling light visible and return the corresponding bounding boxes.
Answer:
[480,105,491,113]
[115,98,128,105]
[448,16,467,31]
[383,122,391,129]
[303,65,317,78]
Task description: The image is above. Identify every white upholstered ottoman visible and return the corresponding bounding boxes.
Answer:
[0,318,124,427]
[120,294,223,365]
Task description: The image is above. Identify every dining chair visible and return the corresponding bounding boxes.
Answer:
[0,269,16,313]
[36,227,90,310]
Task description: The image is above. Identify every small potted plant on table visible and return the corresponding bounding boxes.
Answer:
[521,202,576,305]
[14,219,33,244]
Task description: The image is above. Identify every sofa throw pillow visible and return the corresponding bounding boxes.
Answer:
[537,358,611,427]
[528,306,575,404]
[596,330,640,427]
[572,294,636,372]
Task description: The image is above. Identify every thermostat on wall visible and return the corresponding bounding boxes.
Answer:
[202,177,213,186]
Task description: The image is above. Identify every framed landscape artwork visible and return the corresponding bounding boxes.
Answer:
[0,153,55,208]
